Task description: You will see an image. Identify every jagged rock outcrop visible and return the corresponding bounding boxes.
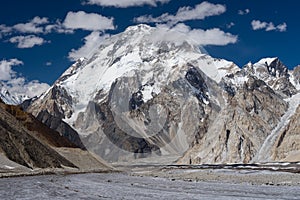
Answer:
[25,24,300,164]
[244,58,297,97]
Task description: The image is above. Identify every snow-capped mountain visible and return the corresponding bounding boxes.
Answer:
[243,57,297,97]
[0,82,28,105]
[27,24,300,164]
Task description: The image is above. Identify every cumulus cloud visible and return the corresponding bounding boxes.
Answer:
[83,0,170,8]
[251,20,287,32]
[9,35,48,48]
[68,31,109,61]
[149,23,237,46]
[135,1,226,24]
[238,9,250,15]
[0,59,50,99]
[13,16,49,34]
[0,17,53,49]
[63,11,115,31]
[0,59,23,81]
[1,13,115,42]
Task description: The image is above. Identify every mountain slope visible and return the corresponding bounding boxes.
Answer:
[0,98,111,173]
[0,99,75,169]
[26,24,300,164]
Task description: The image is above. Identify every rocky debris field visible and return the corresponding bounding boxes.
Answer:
[1,171,300,200]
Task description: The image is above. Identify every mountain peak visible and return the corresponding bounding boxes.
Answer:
[125,24,152,32]
[254,57,288,78]
[28,24,239,130]
[257,57,278,66]
[243,57,297,96]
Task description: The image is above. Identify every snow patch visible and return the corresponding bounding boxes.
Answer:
[257,57,277,66]
[4,165,15,169]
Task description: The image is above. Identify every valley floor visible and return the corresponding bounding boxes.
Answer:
[1,166,300,199]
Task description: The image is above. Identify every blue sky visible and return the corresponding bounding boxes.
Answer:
[0,0,299,97]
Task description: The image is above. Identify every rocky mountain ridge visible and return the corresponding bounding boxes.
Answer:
[25,24,299,164]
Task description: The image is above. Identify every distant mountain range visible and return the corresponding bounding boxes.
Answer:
[1,24,299,167]
[0,82,28,105]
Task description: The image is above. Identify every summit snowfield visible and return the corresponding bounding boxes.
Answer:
[37,25,238,122]
[27,24,300,164]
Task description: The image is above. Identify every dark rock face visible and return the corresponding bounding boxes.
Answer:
[267,58,288,77]
[19,97,37,110]
[185,67,209,103]
[129,90,144,110]
[36,110,86,150]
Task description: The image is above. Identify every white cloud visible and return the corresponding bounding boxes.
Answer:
[30,16,49,24]
[9,35,48,48]
[63,11,115,31]
[0,24,12,33]
[25,81,50,98]
[45,62,52,66]
[135,1,226,24]
[7,79,50,99]
[1,13,115,39]
[0,17,53,48]
[0,59,23,81]
[45,20,74,34]
[251,20,267,30]
[13,16,49,34]
[251,20,287,32]
[226,22,235,29]
[276,23,287,32]
[68,31,109,61]
[0,58,50,99]
[83,0,170,8]
[238,9,250,15]
[150,23,237,46]
[0,24,13,38]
